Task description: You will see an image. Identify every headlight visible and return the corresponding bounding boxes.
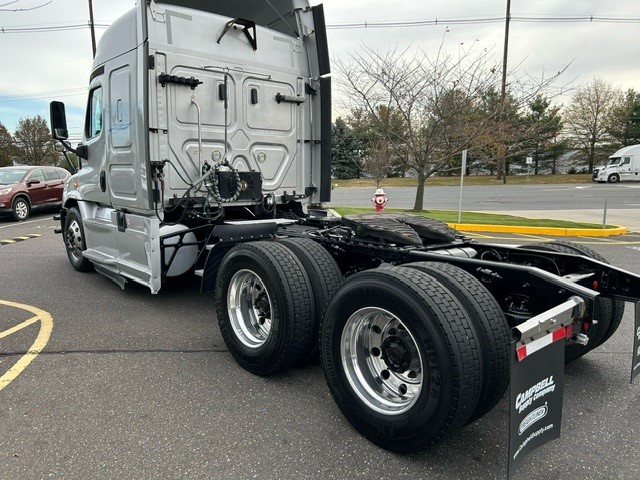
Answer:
[0,187,12,196]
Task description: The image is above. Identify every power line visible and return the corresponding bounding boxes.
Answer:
[0,22,109,33]
[326,14,640,29]
[0,0,51,12]
[2,14,640,34]
[0,88,88,102]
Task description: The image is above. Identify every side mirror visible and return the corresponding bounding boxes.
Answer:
[27,179,41,186]
[50,101,69,140]
[49,101,86,170]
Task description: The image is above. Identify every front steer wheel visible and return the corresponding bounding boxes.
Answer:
[215,241,315,376]
[320,266,482,452]
[64,207,93,272]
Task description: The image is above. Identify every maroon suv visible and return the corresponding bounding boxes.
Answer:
[0,166,70,221]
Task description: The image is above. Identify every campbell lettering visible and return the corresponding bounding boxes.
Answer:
[515,376,555,414]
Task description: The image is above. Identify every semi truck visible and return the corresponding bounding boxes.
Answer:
[50,0,640,464]
[593,144,640,183]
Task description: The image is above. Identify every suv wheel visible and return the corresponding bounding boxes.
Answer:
[12,197,30,221]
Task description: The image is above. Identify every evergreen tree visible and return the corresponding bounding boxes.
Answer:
[331,117,362,179]
[521,96,563,174]
[610,89,640,146]
[0,122,15,167]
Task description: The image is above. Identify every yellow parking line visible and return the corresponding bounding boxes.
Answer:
[0,234,42,246]
[0,301,53,392]
[512,233,554,241]
[0,315,39,339]
[460,232,494,239]
[577,240,640,245]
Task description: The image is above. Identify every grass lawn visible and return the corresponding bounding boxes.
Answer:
[330,207,615,230]
[332,173,593,188]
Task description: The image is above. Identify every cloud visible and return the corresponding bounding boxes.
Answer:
[0,0,638,134]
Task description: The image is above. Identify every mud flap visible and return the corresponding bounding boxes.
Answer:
[507,297,585,479]
[508,333,565,479]
[631,302,640,383]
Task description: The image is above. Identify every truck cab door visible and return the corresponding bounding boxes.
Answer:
[79,81,111,206]
[619,156,632,181]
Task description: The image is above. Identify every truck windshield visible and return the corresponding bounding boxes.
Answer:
[608,157,621,166]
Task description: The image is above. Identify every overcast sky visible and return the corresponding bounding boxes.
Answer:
[1,0,638,141]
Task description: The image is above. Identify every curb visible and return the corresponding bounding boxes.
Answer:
[447,223,628,237]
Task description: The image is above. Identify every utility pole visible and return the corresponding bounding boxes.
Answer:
[88,0,97,58]
[498,0,511,184]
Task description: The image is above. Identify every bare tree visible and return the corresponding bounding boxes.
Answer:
[336,44,567,210]
[362,138,394,188]
[13,115,57,166]
[564,78,621,173]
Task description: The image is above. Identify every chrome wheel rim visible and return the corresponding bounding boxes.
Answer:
[341,307,424,415]
[15,201,28,219]
[228,269,273,348]
[66,219,84,261]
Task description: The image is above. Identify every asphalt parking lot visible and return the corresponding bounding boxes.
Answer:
[1,213,639,479]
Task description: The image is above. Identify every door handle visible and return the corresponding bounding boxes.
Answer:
[100,171,106,192]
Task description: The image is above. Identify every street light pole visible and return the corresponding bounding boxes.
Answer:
[88,0,96,58]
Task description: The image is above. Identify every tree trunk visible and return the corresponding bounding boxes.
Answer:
[589,138,596,173]
[413,171,427,211]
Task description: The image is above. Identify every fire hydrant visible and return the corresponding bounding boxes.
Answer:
[372,188,388,213]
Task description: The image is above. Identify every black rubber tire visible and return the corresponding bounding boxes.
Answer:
[522,241,617,362]
[64,207,93,272]
[215,241,315,376]
[277,237,343,362]
[320,266,482,452]
[608,173,620,183]
[403,261,510,423]
[542,240,625,346]
[12,197,30,221]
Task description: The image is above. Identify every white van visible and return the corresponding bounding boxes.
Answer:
[593,144,640,183]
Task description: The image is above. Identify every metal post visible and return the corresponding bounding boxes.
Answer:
[88,0,97,58]
[603,197,608,228]
[458,150,467,223]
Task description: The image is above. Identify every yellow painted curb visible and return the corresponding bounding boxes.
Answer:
[448,223,628,237]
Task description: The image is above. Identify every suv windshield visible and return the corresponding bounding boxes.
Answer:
[0,168,28,185]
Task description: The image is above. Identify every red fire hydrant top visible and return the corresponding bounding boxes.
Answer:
[372,188,388,212]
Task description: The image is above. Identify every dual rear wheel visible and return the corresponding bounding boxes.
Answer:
[320,264,509,451]
[215,239,342,375]
[215,242,510,452]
